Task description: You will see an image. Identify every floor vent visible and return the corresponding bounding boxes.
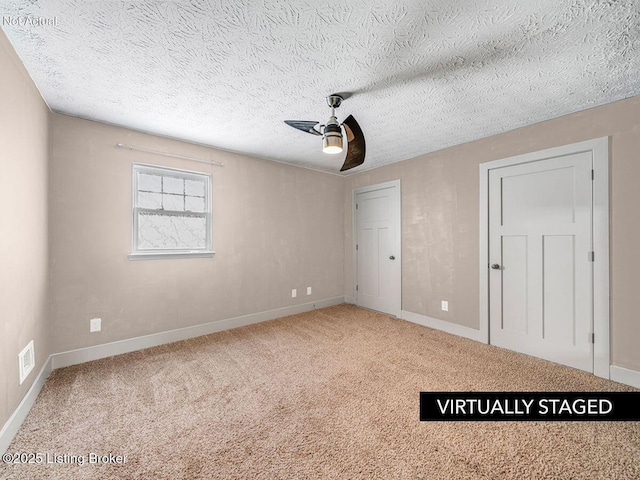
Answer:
[19,340,35,385]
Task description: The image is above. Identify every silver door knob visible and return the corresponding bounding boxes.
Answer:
[491,264,500,270]
[389,255,396,260]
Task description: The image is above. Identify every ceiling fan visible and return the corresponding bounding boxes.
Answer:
[284,94,366,172]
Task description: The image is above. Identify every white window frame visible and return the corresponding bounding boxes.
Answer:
[128,163,214,260]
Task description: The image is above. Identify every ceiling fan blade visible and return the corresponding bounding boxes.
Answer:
[284,120,322,136]
[340,115,365,172]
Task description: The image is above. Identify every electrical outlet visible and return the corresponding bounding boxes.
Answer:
[291,289,297,298]
[441,301,449,312]
[90,318,102,332]
[307,286,312,295]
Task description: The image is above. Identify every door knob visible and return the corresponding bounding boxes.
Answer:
[389,255,396,260]
[491,264,500,270]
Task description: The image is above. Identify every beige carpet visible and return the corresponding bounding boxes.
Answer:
[2,304,639,479]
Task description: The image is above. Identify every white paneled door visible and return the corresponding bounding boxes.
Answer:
[489,152,593,372]
[355,181,401,317]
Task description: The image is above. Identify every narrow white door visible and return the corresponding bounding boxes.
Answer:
[355,182,401,317]
[489,152,593,372]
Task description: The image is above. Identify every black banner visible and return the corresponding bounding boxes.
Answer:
[420,392,640,421]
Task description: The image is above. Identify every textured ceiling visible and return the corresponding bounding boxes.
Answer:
[2,0,640,174]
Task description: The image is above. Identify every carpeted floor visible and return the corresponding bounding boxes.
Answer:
[1,304,639,479]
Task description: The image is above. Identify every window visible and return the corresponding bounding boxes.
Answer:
[129,163,213,259]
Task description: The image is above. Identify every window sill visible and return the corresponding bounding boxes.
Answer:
[128,251,216,260]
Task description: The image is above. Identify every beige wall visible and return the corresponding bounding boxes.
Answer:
[49,114,344,352]
[344,95,640,372]
[0,31,51,428]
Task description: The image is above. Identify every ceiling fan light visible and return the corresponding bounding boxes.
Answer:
[322,123,343,154]
[323,133,343,154]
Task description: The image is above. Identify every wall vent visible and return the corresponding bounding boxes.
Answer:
[18,340,35,385]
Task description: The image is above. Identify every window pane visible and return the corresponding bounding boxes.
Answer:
[133,164,211,255]
[185,179,205,197]
[185,195,205,212]
[138,173,161,192]
[163,193,184,211]
[163,176,184,194]
[138,192,162,209]
[138,212,206,249]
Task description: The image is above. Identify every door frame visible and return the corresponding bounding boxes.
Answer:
[352,179,402,317]
[479,137,610,378]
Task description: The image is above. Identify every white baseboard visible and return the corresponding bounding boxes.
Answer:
[52,296,345,369]
[401,310,486,343]
[610,365,640,389]
[344,295,355,305]
[0,356,52,455]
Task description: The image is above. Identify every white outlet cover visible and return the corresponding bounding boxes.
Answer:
[307,287,312,295]
[441,301,449,312]
[291,289,297,298]
[90,318,102,332]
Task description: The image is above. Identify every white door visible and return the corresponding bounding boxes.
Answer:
[355,182,401,317]
[489,152,593,372]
